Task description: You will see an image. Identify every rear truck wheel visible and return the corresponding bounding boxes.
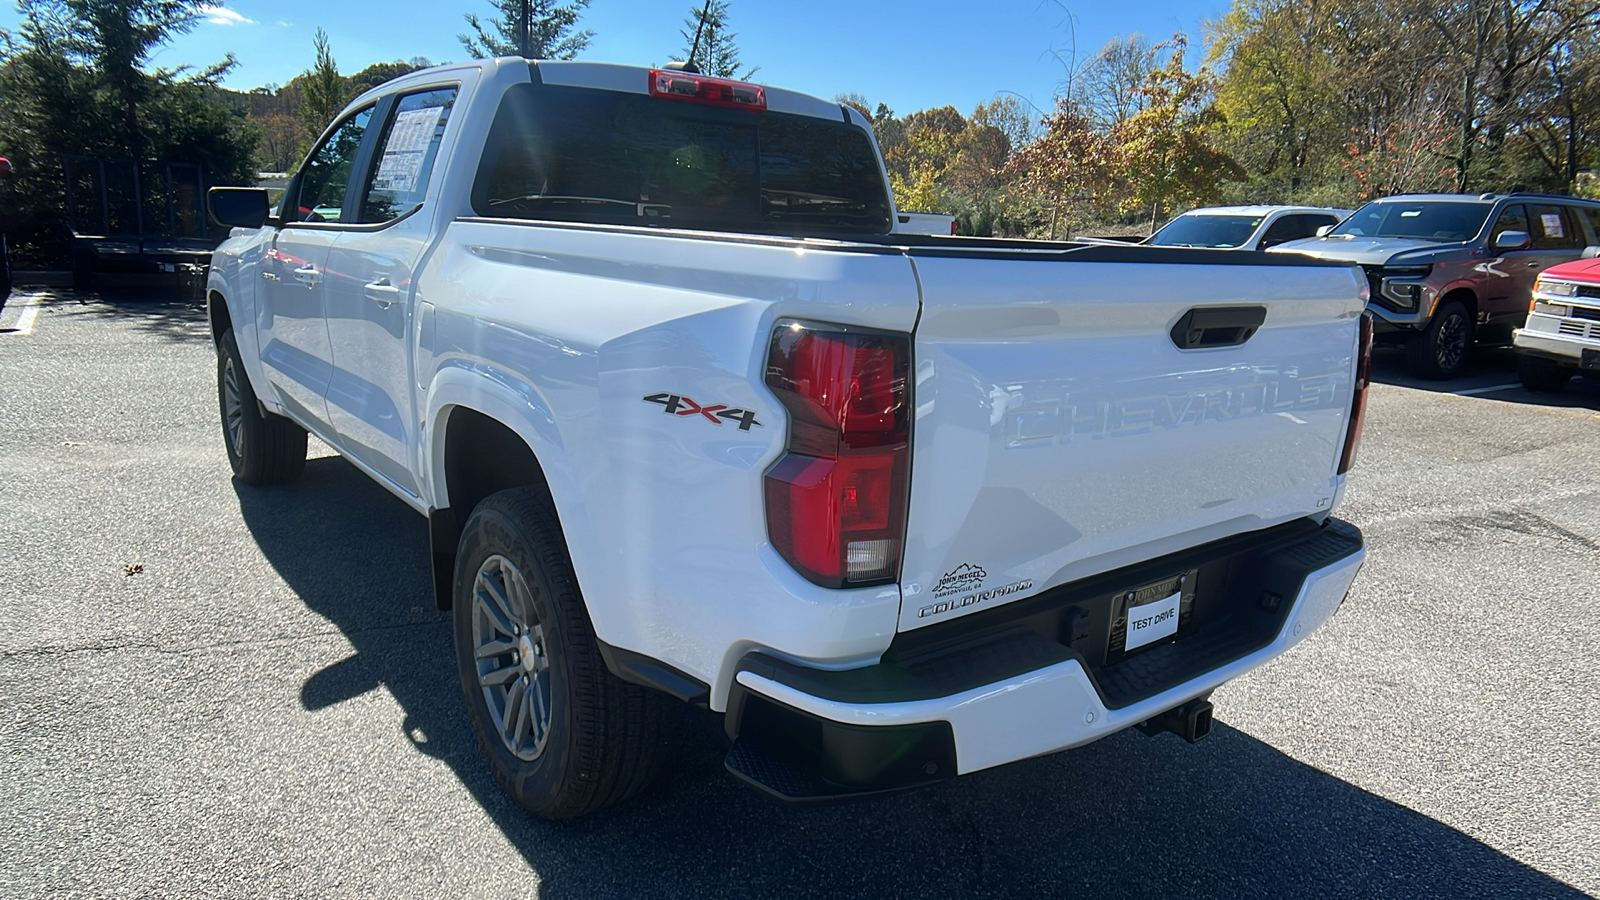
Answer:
[452,488,667,820]
[1405,299,1474,379]
[216,329,307,484]
[1516,353,1574,393]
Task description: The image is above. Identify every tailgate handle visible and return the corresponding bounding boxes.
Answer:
[1170,306,1267,350]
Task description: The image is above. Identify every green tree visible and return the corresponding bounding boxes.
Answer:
[1006,100,1118,238]
[60,0,224,161]
[674,1,754,79]
[300,28,345,143]
[459,0,593,60]
[0,0,258,264]
[1109,36,1245,230]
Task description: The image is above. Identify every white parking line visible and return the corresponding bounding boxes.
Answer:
[1452,382,1522,396]
[0,296,41,335]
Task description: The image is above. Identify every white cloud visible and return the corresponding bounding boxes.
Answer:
[200,5,256,26]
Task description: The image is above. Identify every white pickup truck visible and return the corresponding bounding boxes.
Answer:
[206,58,1370,819]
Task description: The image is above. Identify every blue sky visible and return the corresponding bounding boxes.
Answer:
[1,0,1224,117]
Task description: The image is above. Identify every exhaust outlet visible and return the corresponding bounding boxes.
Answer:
[1136,698,1214,744]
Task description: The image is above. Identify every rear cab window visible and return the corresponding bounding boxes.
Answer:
[472,83,891,236]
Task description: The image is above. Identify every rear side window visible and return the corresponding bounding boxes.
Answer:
[359,87,458,224]
[473,83,891,236]
[1528,204,1578,250]
[1575,205,1600,245]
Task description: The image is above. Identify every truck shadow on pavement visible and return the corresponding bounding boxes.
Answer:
[236,455,1586,900]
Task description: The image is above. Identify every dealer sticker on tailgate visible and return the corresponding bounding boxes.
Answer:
[1125,591,1182,651]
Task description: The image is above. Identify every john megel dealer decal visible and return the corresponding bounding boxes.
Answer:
[931,563,986,598]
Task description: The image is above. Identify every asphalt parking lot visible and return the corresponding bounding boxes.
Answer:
[1,286,1597,899]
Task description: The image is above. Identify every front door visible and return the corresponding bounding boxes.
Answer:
[324,86,459,497]
[257,105,375,433]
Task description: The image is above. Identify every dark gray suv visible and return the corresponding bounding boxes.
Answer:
[1270,193,1600,378]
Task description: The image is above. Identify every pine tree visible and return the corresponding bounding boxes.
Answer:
[300,28,346,142]
[459,0,594,60]
[59,0,220,160]
[674,1,756,80]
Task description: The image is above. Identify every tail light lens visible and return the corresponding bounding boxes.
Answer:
[764,321,911,588]
[1338,313,1373,475]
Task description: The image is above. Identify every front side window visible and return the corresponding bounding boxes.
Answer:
[1148,214,1263,248]
[1331,201,1491,242]
[287,106,375,223]
[473,83,891,236]
[1490,204,1530,244]
[359,87,459,224]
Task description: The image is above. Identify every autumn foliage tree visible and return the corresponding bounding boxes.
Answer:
[1110,36,1245,230]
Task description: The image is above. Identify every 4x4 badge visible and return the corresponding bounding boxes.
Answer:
[644,393,762,431]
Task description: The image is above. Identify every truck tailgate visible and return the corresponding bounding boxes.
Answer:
[899,251,1366,632]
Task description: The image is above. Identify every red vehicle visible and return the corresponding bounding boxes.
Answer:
[1513,246,1600,391]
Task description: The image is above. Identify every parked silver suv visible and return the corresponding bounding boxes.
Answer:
[1270,193,1600,378]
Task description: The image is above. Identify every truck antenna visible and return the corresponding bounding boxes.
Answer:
[685,0,712,73]
[519,0,531,58]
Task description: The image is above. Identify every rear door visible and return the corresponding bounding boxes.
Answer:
[897,249,1365,631]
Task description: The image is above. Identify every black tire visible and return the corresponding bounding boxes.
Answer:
[1516,353,1574,393]
[452,488,666,820]
[1404,299,1474,379]
[1,232,12,313]
[216,329,307,484]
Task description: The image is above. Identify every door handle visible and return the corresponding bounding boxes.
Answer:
[1170,306,1268,350]
[363,279,401,307]
[292,265,320,287]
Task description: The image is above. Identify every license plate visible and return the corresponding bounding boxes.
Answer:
[1583,348,1600,371]
[1107,571,1195,662]
[1125,590,1182,651]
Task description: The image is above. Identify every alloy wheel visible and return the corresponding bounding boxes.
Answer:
[471,554,554,761]
[222,356,244,457]
[1436,312,1468,372]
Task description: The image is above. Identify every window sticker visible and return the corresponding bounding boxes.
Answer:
[1540,213,1564,238]
[1400,209,1421,217]
[373,106,445,194]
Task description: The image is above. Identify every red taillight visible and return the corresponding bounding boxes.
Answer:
[1338,313,1373,475]
[764,321,911,588]
[949,220,958,235]
[648,69,766,111]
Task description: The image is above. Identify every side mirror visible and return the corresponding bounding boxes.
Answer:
[1493,230,1530,250]
[1584,245,1599,259]
[1314,225,1332,237]
[208,187,271,229]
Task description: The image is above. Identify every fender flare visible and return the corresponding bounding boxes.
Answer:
[423,364,576,516]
